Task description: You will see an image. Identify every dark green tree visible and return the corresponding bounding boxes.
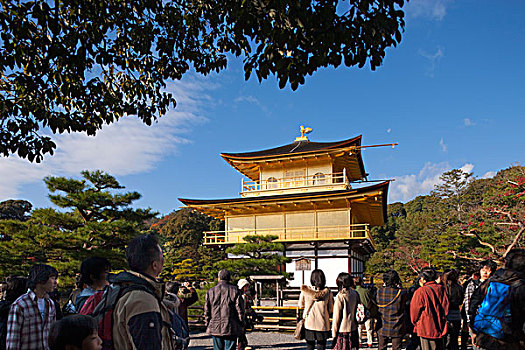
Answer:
[213,235,291,280]
[0,0,407,162]
[0,170,156,286]
[151,207,224,280]
[0,200,32,221]
[169,258,201,281]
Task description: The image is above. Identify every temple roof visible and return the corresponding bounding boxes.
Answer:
[221,135,367,181]
[179,181,389,224]
[222,135,362,158]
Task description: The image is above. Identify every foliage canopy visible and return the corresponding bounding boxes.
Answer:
[368,165,525,282]
[151,207,225,280]
[0,199,32,221]
[0,170,156,286]
[214,234,291,280]
[0,0,406,161]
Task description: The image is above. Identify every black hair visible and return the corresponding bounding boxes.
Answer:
[505,249,525,273]
[480,259,498,273]
[442,269,459,294]
[4,276,27,302]
[48,315,98,350]
[383,269,401,288]
[27,264,58,290]
[218,269,231,282]
[418,267,437,283]
[310,269,326,289]
[125,234,161,274]
[165,281,181,294]
[80,257,111,286]
[336,272,353,291]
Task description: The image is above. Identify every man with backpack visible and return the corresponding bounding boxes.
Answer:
[462,260,497,350]
[111,234,176,350]
[469,249,525,350]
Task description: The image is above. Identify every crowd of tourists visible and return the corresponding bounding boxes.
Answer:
[0,235,523,350]
[298,251,525,350]
[0,234,198,350]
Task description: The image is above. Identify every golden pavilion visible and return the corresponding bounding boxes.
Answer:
[179,128,392,286]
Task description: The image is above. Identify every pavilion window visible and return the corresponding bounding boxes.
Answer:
[267,177,278,189]
[313,172,326,185]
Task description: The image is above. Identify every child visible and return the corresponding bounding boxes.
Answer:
[48,314,102,350]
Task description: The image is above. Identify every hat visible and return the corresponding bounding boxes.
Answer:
[237,279,250,290]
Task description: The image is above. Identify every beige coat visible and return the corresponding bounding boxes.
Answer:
[113,271,175,350]
[332,288,359,338]
[299,285,334,332]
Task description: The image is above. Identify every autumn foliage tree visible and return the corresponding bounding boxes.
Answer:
[368,165,525,282]
[462,166,525,260]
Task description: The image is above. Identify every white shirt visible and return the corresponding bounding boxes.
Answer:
[37,298,46,318]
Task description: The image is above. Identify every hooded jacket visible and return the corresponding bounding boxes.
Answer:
[469,268,525,350]
[112,271,175,350]
[332,288,359,337]
[299,285,334,332]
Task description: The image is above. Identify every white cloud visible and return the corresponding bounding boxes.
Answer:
[460,163,474,174]
[464,118,475,126]
[235,95,260,105]
[234,95,270,114]
[439,137,447,152]
[387,128,392,133]
[418,47,444,77]
[406,0,450,21]
[390,162,476,202]
[482,171,497,179]
[0,77,211,200]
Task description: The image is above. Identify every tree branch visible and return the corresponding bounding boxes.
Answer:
[503,224,525,258]
[456,254,487,262]
[493,209,515,223]
[462,229,496,253]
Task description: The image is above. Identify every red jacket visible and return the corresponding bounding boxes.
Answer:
[410,282,449,339]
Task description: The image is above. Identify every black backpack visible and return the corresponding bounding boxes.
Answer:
[90,282,157,350]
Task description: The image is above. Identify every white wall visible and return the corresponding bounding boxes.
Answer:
[286,257,349,288]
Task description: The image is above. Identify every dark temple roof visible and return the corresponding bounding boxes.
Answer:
[220,135,367,181]
[221,135,362,159]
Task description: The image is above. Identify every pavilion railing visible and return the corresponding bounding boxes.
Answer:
[241,169,348,194]
[203,223,372,245]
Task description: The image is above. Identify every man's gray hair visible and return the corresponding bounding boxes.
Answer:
[218,269,231,282]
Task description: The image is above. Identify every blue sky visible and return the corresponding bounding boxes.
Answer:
[1,0,524,215]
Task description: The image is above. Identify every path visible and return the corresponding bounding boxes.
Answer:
[189,331,364,350]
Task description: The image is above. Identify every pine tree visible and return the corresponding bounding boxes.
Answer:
[213,235,291,280]
[152,208,225,280]
[0,170,156,286]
